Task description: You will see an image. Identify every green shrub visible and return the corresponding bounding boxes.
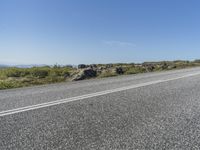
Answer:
[0,80,23,89]
[4,68,30,77]
[45,76,65,83]
[49,68,70,77]
[125,67,146,74]
[99,70,117,78]
[61,69,70,77]
[49,68,62,76]
[30,68,49,78]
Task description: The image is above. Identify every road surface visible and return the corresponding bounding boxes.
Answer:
[1,67,200,149]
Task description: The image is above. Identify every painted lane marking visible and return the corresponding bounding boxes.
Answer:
[0,72,200,117]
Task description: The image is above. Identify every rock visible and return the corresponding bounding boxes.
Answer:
[115,67,124,74]
[106,64,113,68]
[78,64,87,69]
[167,65,176,70]
[63,73,70,78]
[89,64,97,69]
[145,65,155,72]
[161,62,168,70]
[98,66,106,70]
[72,68,97,81]
[98,67,103,70]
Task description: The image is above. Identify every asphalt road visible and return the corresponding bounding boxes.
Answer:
[1,67,200,149]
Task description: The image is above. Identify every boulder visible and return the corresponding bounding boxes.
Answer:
[115,67,124,74]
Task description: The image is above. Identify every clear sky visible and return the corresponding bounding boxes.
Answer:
[0,0,200,65]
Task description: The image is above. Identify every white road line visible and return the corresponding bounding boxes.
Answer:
[1,72,200,117]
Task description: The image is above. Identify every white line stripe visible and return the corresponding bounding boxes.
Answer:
[1,72,200,117]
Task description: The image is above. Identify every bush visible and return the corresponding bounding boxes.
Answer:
[0,80,22,89]
[99,70,117,78]
[194,60,200,63]
[62,70,70,77]
[125,67,146,74]
[4,68,30,77]
[45,76,65,83]
[50,68,62,76]
[49,68,70,77]
[30,68,49,78]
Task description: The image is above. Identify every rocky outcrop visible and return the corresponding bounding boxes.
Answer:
[89,64,97,69]
[72,68,97,81]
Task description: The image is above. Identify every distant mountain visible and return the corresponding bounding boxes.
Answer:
[14,64,47,68]
[0,64,47,68]
[0,64,9,68]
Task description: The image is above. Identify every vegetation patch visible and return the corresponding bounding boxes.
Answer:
[0,60,200,89]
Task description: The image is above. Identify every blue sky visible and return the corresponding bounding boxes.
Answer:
[0,0,200,65]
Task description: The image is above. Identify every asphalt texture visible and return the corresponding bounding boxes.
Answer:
[1,67,200,149]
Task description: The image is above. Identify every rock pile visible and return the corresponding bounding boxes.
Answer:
[72,68,97,81]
